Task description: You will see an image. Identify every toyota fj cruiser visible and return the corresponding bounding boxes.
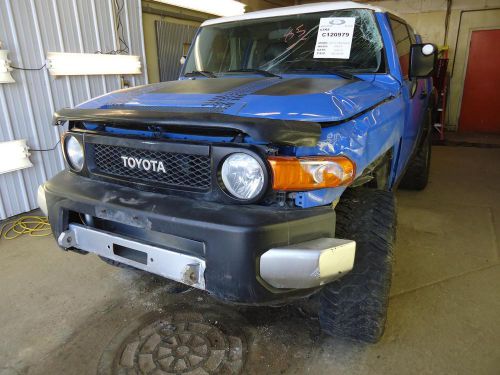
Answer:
[39,1,436,342]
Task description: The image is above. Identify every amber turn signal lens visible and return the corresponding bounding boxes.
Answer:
[268,156,355,191]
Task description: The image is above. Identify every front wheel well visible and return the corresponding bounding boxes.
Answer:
[351,149,393,191]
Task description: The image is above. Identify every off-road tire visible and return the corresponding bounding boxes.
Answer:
[319,188,396,343]
[399,116,432,190]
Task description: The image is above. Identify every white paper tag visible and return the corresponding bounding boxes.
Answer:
[314,17,356,59]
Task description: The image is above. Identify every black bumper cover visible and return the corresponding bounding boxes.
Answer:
[45,171,336,304]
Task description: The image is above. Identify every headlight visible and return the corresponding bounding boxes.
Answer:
[64,135,84,171]
[221,153,265,200]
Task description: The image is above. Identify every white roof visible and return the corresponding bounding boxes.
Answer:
[201,1,385,27]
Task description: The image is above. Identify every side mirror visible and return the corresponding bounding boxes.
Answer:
[179,55,186,65]
[409,43,437,78]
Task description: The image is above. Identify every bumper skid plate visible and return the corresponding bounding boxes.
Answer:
[58,224,206,289]
[58,224,355,292]
[260,238,356,289]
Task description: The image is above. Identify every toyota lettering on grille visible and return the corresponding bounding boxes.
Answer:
[121,156,166,173]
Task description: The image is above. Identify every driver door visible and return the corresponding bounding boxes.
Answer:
[389,17,427,176]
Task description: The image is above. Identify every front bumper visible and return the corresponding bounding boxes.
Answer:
[42,171,355,304]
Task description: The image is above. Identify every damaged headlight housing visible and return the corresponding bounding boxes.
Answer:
[268,156,355,190]
[64,135,84,172]
[221,153,265,200]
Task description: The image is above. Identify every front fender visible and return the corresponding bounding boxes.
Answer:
[293,96,405,207]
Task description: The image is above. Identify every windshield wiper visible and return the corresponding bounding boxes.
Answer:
[225,69,282,78]
[284,67,358,81]
[184,70,217,78]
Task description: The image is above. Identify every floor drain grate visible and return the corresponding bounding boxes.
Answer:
[113,312,244,375]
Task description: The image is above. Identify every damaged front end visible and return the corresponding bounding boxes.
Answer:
[40,107,360,303]
[52,108,325,206]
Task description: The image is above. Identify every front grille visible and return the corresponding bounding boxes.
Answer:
[90,143,211,190]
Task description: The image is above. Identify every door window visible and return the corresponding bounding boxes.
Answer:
[389,18,411,79]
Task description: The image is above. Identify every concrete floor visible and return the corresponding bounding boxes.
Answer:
[0,145,499,375]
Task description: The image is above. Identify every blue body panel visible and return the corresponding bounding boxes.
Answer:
[75,12,431,208]
[294,95,404,207]
[234,78,393,122]
[375,13,432,187]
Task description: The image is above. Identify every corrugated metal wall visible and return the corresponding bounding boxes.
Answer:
[156,20,198,81]
[0,0,148,220]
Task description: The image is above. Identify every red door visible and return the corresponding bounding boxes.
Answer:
[459,29,500,133]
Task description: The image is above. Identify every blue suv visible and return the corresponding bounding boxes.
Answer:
[39,2,436,342]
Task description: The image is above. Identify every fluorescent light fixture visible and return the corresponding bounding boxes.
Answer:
[0,49,15,83]
[154,0,245,16]
[0,140,33,174]
[47,52,141,76]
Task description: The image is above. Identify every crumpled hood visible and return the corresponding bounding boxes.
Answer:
[77,76,393,122]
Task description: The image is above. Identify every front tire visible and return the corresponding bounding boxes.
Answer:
[319,188,396,343]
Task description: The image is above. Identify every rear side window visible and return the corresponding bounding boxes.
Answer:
[389,18,411,79]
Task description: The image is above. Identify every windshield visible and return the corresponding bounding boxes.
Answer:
[183,9,385,77]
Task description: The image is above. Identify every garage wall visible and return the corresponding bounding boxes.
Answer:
[0,0,148,220]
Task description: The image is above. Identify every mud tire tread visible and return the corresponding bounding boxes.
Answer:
[319,188,396,343]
